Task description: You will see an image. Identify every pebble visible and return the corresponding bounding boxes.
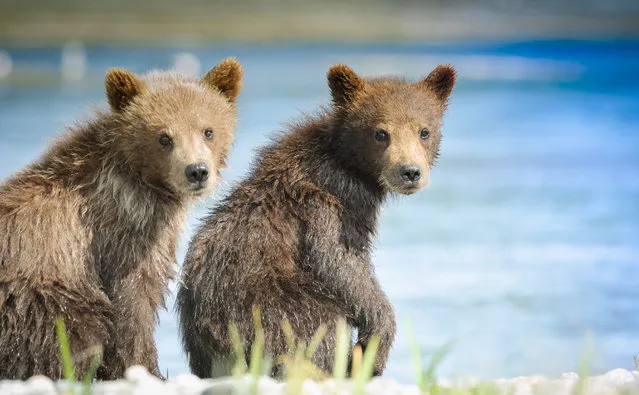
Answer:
[603,368,636,384]
[0,368,635,394]
[124,365,151,382]
[25,376,56,395]
[0,381,26,395]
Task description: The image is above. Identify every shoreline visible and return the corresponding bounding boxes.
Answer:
[1,366,638,394]
[1,6,638,46]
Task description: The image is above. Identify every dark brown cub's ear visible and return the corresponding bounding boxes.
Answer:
[421,65,456,101]
[327,64,365,108]
[105,69,144,112]
[202,58,243,104]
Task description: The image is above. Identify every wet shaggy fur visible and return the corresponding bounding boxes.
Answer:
[177,64,456,378]
[0,58,242,380]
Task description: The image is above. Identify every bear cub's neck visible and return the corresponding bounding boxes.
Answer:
[44,117,184,230]
[274,112,385,236]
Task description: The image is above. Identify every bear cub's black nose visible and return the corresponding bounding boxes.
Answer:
[400,165,421,182]
[185,163,210,184]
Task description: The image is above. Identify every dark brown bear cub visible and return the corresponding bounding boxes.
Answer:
[177,63,456,378]
[0,58,243,380]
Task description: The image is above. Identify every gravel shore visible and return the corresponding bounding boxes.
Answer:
[1,366,638,395]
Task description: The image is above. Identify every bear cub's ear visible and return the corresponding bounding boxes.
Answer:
[202,58,243,104]
[421,65,457,102]
[105,69,144,112]
[327,64,365,108]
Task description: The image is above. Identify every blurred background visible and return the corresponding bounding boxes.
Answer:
[0,0,638,382]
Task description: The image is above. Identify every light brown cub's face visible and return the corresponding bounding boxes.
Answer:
[328,64,456,195]
[104,58,242,198]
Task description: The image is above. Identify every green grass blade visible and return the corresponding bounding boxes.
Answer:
[260,355,273,377]
[281,319,297,352]
[423,340,456,388]
[81,348,102,395]
[229,322,247,376]
[305,324,327,359]
[572,332,594,395]
[250,307,265,378]
[285,345,308,395]
[249,307,266,395]
[55,316,76,382]
[406,319,424,391]
[634,354,638,371]
[332,319,350,380]
[249,332,264,378]
[353,334,380,395]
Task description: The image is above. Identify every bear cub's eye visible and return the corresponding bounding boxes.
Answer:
[374,129,389,142]
[204,128,214,140]
[419,128,430,140]
[158,134,172,147]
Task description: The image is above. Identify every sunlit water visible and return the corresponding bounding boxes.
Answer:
[0,40,637,382]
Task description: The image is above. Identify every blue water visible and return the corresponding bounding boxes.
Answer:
[0,40,638,382]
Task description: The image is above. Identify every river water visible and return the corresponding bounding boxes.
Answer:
[0,40,637,382]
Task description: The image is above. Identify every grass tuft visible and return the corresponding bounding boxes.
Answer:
[56,316,102,394]
[571,332,594,395]
[305,324,328,360]
[56,317,76,382]
[332,319,351,381]
[353,335,380,395]
[407,319,456,394]
[248,306,268,394]
[229,322,248,376]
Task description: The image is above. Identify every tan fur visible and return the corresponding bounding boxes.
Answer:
[0,58,242,380]
[106,69,145,112]
[201,58,243,104]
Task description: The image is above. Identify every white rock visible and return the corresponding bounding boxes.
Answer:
[559,372,579,382]
[319,379,352,395]
[125,365,151,382]
[173,373,200,384]
[0,381,27,395]
[602,368,636,385]
[54,380,78,394]
[132,377,168,395]
[366,377,404,394]
[170,373,205,394]
[25,376,55,395]
[259,377,285,395]
[398,384,423,395]
[200,378,237,395]
[300,379,322,395]
[92,379,134,395]
[511,383,534,395]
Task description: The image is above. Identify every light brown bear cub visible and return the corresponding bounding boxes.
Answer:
[0,58,242,380]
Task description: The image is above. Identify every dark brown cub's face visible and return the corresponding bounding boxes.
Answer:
[328,64,456,195]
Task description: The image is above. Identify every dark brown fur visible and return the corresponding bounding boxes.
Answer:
[177,64,456,378]
[0,58,243,380]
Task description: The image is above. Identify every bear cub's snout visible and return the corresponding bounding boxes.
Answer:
[399,164,422,183]
[185,162,210,185]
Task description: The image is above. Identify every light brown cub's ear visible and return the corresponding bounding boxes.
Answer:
[327,64,365,107]
[202,58,243,104]
[105,68,144,112]
[421,65,456,101]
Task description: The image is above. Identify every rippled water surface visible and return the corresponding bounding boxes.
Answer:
[0,40,637,381]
